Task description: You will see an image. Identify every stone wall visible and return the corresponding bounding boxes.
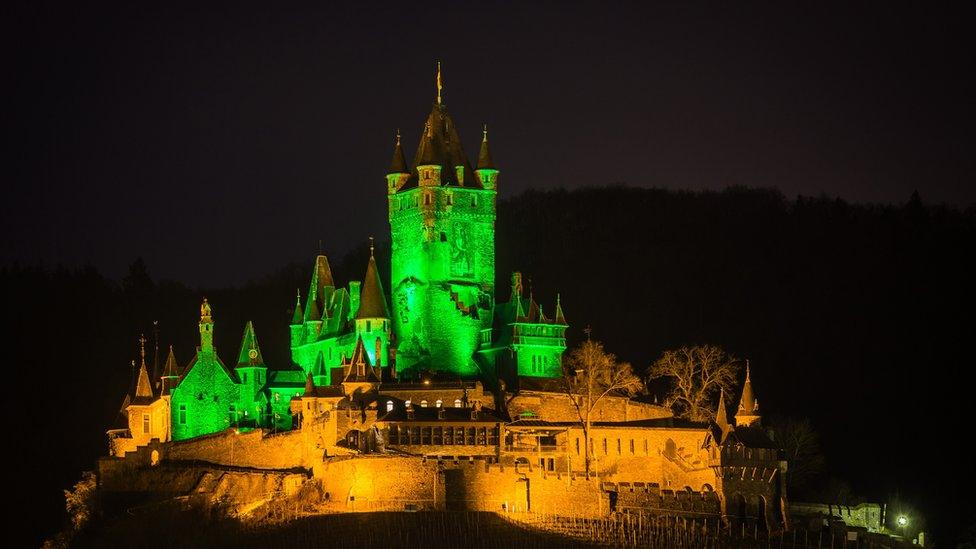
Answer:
[165,429,312,470]
[508,392,671,423]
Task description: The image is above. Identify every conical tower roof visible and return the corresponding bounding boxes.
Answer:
[356,253,390,319]
[412,103,479,187]
[389,131,409,174]
[291,290,303,325]
[235,321,265,368]
[477,125,496,170]
[737,364,757,415]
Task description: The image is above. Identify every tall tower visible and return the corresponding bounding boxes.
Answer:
[387,65,497,377]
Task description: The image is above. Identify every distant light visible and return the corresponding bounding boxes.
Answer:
[424,380,430,385]
[897,515,908,526]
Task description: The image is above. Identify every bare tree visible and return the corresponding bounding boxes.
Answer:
[768,416,826,494]
[649,345,739,422]
[563,338,643,475]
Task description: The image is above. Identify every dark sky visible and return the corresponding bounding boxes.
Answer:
[6,2,973,286]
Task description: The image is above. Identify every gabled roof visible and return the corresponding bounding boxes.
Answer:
[355,254,390,319]
[342,337,380,383]
[235,321,265,368]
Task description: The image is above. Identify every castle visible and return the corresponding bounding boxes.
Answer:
[103,69,787,530]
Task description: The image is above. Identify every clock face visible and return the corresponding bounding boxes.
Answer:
[248,349,258,360]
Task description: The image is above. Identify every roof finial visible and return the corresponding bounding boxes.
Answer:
[436,61,443,105]
[745,359,751,381]
[395,128,401,146]
[138,334,147,367]
[482,124,488,142]
[369,236,375,257]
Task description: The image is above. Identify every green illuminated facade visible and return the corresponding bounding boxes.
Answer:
[157,83,569,442]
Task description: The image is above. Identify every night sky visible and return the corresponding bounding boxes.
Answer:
[6,3,973,286]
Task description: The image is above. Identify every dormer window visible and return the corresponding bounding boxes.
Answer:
[421,400,428,408]
[435,399,443,408]
[386,401,394,412]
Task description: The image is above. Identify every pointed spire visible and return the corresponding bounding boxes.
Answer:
[235,321,265,368]
[735,360,762,427]
[291,289,303,325]
[134,337,153,399]
[555,293,568,325]
[304,293,321,322]
[388,129,409,174]
[715,387,729,430]
[356,252,390,319]
[477,124,496,170]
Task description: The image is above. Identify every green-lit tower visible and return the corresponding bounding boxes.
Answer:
[387,65,497,377]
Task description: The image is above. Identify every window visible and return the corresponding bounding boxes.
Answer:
[435,399,442,408]
[440,232,447,242]
[446,193,453,205]
[178,404,187,425]
[386,401,394,412]
[242,372,248,383]
[405,399,411,408]
[366,320,371,331]
[576,438,580,455]
[229,405,236,423]
[602,438,607,454]
[617,439,622,454]
[421,400,428,408]
[142,414,150,434]
[644,439,648,454]
[454,399,462,408]
[630,439,635,454]
[471,195,477,207]
[424,193,431,205]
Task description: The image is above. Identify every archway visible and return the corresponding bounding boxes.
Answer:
[758,496,768,531]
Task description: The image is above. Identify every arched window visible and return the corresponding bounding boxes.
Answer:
[435,399,443,408]
[421,400,428,408]
[405,399,411,408]
[386,401,394,412]
[454,399,462,408]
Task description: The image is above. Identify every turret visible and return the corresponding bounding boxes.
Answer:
[355,241,391,366]
[199,298,214,354]
[714,387,730,440]
[386,130,410,194]
[735,362,762,427]
[235,321,268,427]
[476,125,499,190]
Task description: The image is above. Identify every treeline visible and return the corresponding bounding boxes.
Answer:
[4,185,973,544]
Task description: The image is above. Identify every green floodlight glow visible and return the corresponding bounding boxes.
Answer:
[897,515,908,527]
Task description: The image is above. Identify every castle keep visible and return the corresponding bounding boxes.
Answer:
[103,71,787,529]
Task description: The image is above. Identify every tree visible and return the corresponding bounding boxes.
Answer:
[563,338,643,475]
[649,345,739,422]
[768,416,826,495]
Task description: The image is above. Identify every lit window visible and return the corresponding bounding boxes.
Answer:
[405,399,412,408]
[454,399,462,408]
[436,400,443,408]
[142,414,150,434]
[421,400,428,408]
[386,401,394,412]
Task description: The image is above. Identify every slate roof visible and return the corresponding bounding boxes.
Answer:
[356,255,390,319]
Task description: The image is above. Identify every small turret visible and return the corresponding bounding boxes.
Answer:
[476,124,499,190]
[554,293,568,325]
[289,289,304,348]
[735,362,762,427]
[355,241,391,365]
[386,130,410,194]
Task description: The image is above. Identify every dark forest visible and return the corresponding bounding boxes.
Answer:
[4,186,974,545]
